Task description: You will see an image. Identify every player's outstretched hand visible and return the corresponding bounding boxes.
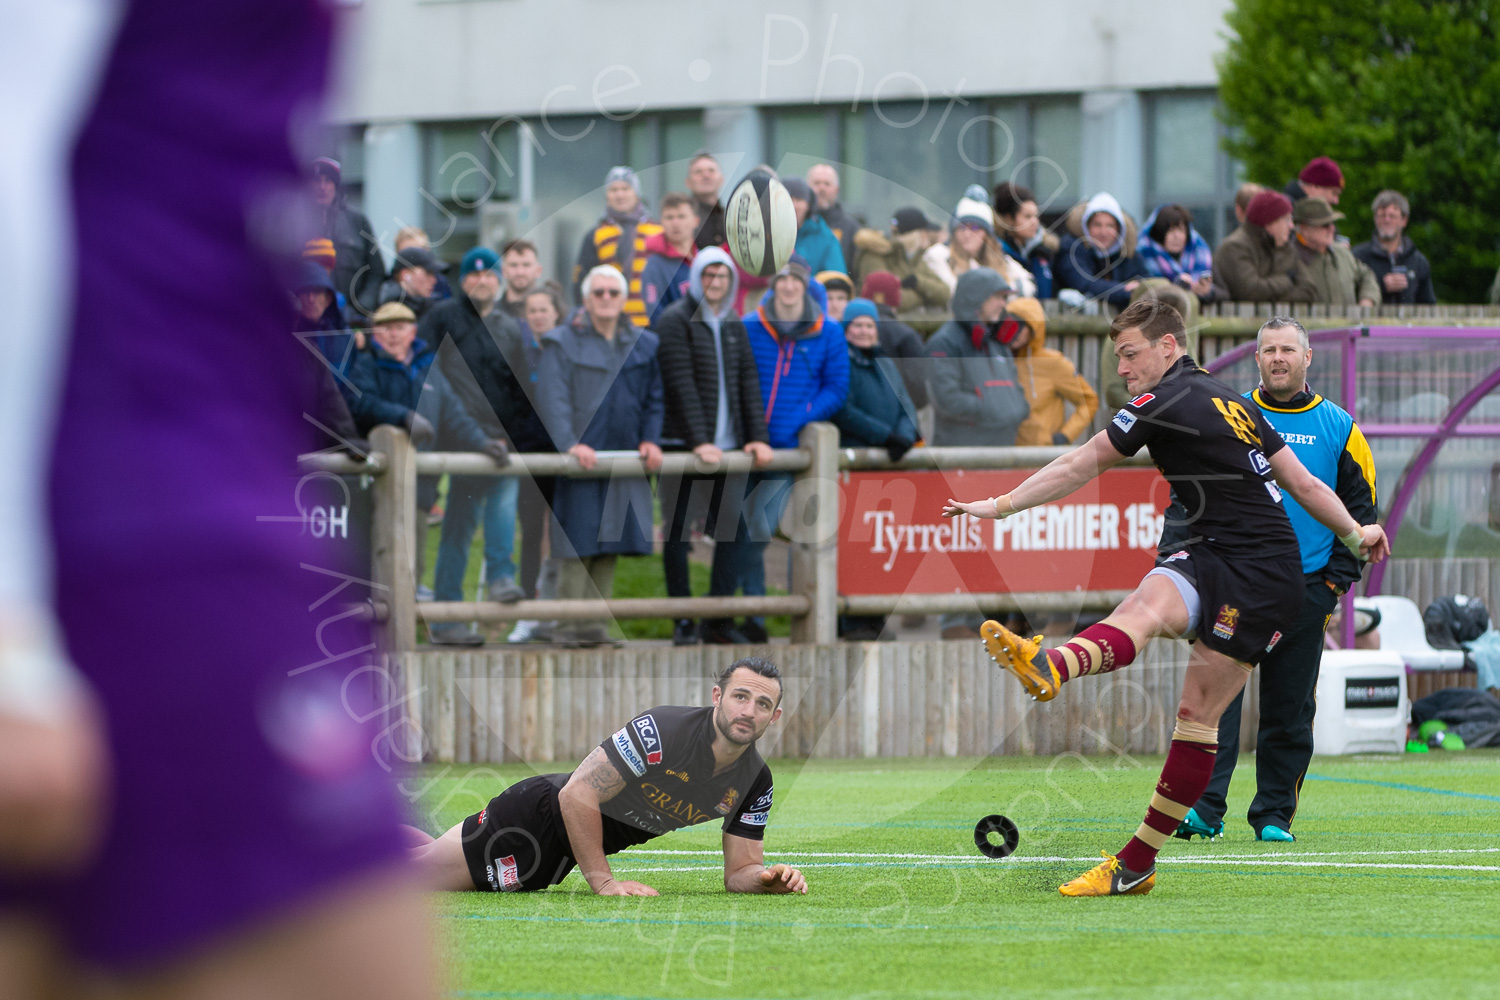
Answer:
[1359,524,1390,564]
[942,496,1010,520]
[758,863,807,895]
[0,695,109,872]
[597,879,659,896]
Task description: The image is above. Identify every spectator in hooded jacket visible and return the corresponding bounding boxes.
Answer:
[686,152,728,249]
[1284,155,1344,206]
[833,297,920,641]
[1293,198,1379,307]
[1214,190,1316,303]
[740,256,850,640]
[1003,297,1098,447]
[925,267,1028,637]
[992,182,1056,299]
[857,272,929,411]
[1351,190,1436,305]
[377,245,447,320]
[310,156,385,316]
[807,163,861,265]
[655,248,774,646]
[536,265,665,647]
[291,260,358,390]
[782,177,846,276]
[926,186,1033,297]
[1136,204,1222,305]
[572,166,662,327]
[852,208,950,309]
[640,192,700,325]
[1055,192,1147,308]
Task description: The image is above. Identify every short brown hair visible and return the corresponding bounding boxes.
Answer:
[1109,298,1185,344]
[659,191,697,215]
[501,238,537,258]
[1234,182,1264,214]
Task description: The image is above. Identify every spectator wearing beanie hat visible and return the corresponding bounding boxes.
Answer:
[925,185,1035,298]
[572,165,662,327]
[784,177,847,276]
[817,270,855,320]
[1285,155,1345,206]
[851,207,950,308]
[857,272,928,409]
[309,156,387,317]
[1213,190,1316,303]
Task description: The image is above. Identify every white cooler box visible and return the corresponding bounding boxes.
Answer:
[1312,650,1409,755]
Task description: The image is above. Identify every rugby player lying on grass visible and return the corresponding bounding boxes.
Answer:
[943,299,1388,897]
[409,657,807,896]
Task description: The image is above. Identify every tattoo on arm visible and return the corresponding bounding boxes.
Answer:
[576,747,627,801]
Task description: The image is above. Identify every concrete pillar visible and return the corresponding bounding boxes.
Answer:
[362,121,423,263]
[1079,89,1145,222]
[702,104,765,186]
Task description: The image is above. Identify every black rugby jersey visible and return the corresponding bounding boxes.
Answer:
[591,705,775,854]
[1106,355,1299,553]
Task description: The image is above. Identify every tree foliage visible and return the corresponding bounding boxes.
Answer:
[1217,0,1500,301]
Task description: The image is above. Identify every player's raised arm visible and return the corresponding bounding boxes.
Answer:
[1266,446,1389,563]
[943,430,1128,519]
[558,747,657,896]
[722,833,807,895]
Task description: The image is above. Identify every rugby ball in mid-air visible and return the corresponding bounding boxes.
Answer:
[725,168,797,277]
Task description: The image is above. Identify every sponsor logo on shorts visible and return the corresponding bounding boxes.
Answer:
[1249,449,1270,475]
[633,714,663,766]
[1113,410,1137,432]
[613,727,647,776]
[739,811,770,827]
[1266,630,1283,652]
[495,854,521,891]
[1265,481,1283,503]
[1129,393,1156,407]
[716,787,741,815]
[1212,605,1240,641]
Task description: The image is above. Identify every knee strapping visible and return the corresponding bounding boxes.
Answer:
[1173,717,1218,745]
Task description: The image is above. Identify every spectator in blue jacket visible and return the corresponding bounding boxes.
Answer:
[1055,191,1147,308]
[640,192,700,325]
[348,302,509,603]
[738,255,850,640]
[291,260,357,392]
[783,177,847,277]
[993,182,1056,299]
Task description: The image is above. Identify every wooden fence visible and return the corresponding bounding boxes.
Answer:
[394,638,1263,764]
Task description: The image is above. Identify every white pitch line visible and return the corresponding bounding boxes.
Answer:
[621,847,1500,863]
[610,859,1500,874]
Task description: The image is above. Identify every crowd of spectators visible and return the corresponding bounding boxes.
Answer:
[295,150,1460,646]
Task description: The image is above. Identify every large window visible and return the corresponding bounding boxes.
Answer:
[1145,91,1239,246]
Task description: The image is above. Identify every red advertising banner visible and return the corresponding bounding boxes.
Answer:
[838,468,1171,595]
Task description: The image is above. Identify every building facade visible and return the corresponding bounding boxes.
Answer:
[330,0,1239,288]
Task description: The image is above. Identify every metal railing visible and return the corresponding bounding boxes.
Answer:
[300,425,1152,650]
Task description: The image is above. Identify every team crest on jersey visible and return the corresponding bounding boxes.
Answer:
[633,714,663,765]
[1129,393,1156,407]
[1266,630,1283,652]
[1212,605,1240,641]
[1249,449,1270,475]
[1113,410,1137,432]
[716,787,741,815]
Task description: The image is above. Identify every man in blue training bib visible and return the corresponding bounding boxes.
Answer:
[1176,316,1378,842]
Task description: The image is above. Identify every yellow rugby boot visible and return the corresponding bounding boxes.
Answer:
[980,620,1060,701]
[1059,852,1156,897]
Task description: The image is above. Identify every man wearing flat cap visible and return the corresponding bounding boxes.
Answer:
[1293,198,1378,307]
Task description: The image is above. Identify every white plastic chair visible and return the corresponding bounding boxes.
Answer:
[1356,595,1466,670]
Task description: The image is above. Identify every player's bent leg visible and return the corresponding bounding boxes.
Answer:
[983,574,1187,702]
[409,822,481,892]
[1060,643,1249,897]
[95,871,438,1000]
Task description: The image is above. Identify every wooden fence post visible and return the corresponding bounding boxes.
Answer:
[369,424,417,654]
[790,421,839,644]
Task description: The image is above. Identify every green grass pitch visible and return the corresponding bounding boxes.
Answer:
[418,749,1500,1000]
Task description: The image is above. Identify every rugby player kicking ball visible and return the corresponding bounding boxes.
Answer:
[410,657,807,896]
[943,300,1388,897]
